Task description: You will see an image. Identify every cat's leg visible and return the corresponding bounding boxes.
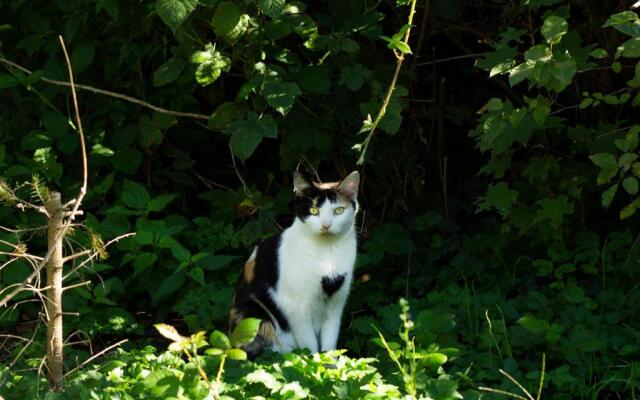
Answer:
[289,315,319,352]
[320,284,350,352]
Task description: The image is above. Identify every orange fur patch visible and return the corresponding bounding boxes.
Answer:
[243,259,256,283]
[313,181,339,190]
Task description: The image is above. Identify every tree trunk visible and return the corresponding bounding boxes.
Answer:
[45,192,64,391]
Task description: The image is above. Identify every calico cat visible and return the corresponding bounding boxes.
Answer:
[228,170,360,358]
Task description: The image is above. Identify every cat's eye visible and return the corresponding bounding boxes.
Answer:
[334,207,345,215]
[309,207,319,215]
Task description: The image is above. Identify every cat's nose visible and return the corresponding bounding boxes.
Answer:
[322,223,331,230]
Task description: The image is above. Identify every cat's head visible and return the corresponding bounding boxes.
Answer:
[293,170,360,237]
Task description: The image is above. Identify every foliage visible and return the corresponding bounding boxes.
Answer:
[1,0,640,399]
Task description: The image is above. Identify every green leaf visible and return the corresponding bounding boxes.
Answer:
[541,16,568,45]
[617,38,640,58]
[517,315,548,334]
[623,177,639,195]
[262,81,301,115]
[156,0,198,33]
[192,44,231,86]
[477,182,519,216]
[524,44,551,62]
[133,253,157,277]
[71,42,96,73]
[154,273,186,302]
[536,196,573,226]
[590,48,608,59]
[339,64,372,91]
[148,194,177,212]
[257,0,285,18]
[590,153,618,185]
[553,59,577,87]
[226,112,278,160]
[153,58,185,87]
[188,267,205,285]
[209,330,231,350]
[229,317,261,347]
[509,62,534,86]
[602,184,618,208]
[212,2,248,43]
[122,180,151,209]
[208,102,246,131]
[621,199,640,219]
[225,348,248,360]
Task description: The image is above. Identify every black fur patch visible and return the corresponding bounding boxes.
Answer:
[322,274,346,297]
[294,188,337,221]
[231,234,290,332]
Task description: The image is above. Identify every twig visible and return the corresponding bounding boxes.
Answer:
[499,369,534,400]
[0,57,209,121]
[478,386,529,400]
[63,232,136,280]
[416,52,488,67]
[64,339,128,378]
[229,144,254,198]
[62,249,91,263]
[357,0,419,165]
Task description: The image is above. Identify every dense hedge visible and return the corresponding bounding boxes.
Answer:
[1,0,640,398]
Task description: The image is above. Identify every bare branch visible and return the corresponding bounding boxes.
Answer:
[62,249,91,263]
[0,57,209,120]
[63,232,135,280]
[62,281,91,292]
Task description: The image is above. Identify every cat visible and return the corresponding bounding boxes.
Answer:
[228,170,360,358]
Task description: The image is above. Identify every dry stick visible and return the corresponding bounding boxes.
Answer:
[0,36,90,310]
[357,0,419,165]
[62,233,136,280]
[0,57,209,121]
[63,340,126,378]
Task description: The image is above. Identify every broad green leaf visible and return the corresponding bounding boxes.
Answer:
[209,330,231,350]
[339,64,372,91]
[416,352,448,369]
[257,0,285,18]
[590,48,608,59]
[153,58,185,87]
[133,253,157,276]
[590,153,618,185]
[230,317,261,347]
[477,182,518,216]
[541,16,568,45]
[602,184,618,208]
[122,180,151,209]
[208,102,246,130]
[536,196,573,226]
[148,194,177,212]
[212,2,248,43]
[524,44,551,62]
[517,315,548,334]
[226,112,278,160]
[225,348,248,360]
[188,267,205,285]
[71,42,95,73]
[246,369,281,390]
[553,59,576,88]
[509,62,534,86]
[621,199,640,219]
[619,153,638,171]
[623,177,639,195]
[486,98,503,111]
[154,273,186,302]
[262,81,301,115]
[192,44,231,86]
[0,74,20,89]
[156,0,198,33]
[617,38,640,58]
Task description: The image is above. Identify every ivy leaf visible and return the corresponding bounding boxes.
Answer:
[156,0,198,33]
[590,153,618,185]
[263,81,301,115]
[477,182,518,217]
[153,58,185,87]
[229,318,261,347]
[541,16,568,45]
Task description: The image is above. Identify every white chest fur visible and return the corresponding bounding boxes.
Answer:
[270,219,356,352]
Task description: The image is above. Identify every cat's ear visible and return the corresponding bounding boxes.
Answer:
[338,171,360,199]
[293,171,311,195]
